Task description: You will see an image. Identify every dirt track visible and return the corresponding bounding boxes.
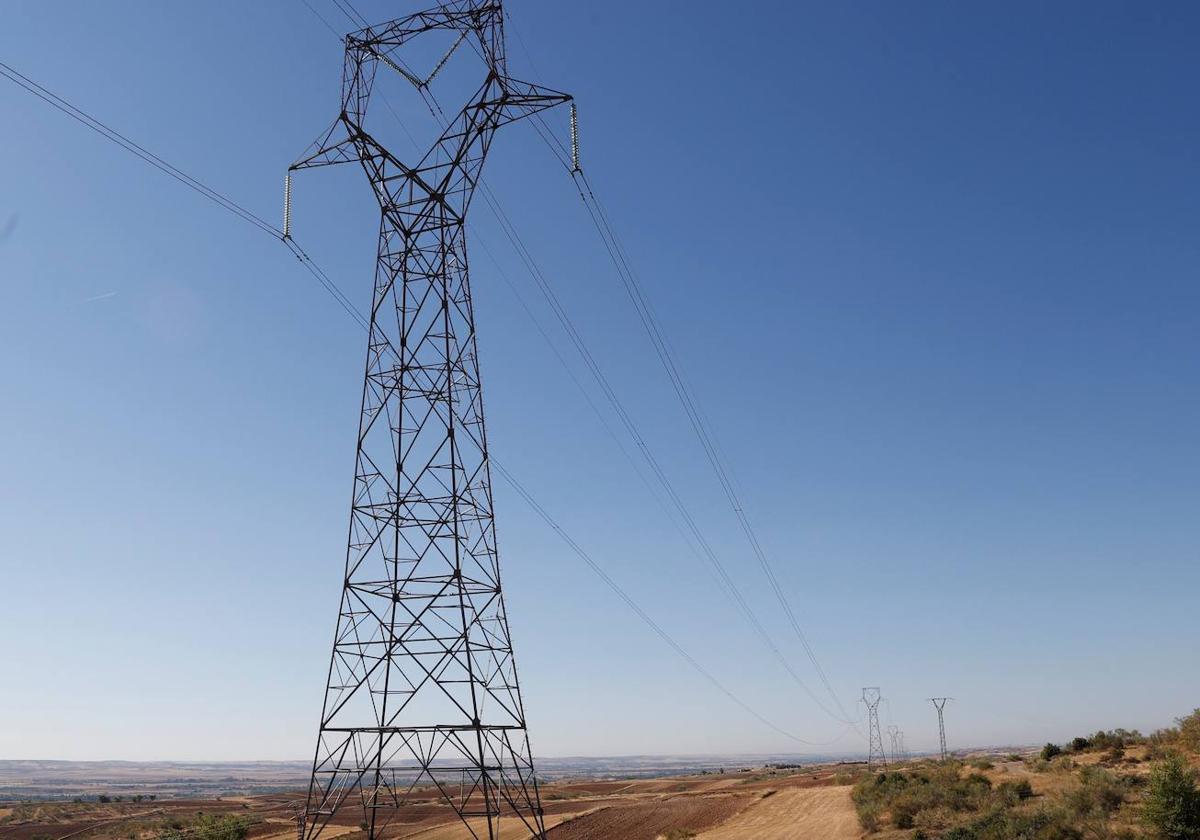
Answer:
[696,785,859,840]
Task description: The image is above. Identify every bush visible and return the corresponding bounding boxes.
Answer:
[851,767,1001,832]
[856,800,881,832]
[996,779,1033,803]
[1092,730,1130,751]
[1178,709,1200,754]
[1042,743,1064,761]
[941,805,1084,840]
[1070,737,1092,753]
[1067,766,1128,818]
[162,816,249,840]
[1142,755,1200,840]
[1026,758,1051,773]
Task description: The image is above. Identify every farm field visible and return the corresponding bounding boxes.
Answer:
[0,764,863,840]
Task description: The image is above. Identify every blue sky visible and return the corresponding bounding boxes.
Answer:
[1,0,1198,761]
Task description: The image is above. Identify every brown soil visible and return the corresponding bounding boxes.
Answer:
[0,766,862,840]
[696,786,858,840]
[545,792,752,840]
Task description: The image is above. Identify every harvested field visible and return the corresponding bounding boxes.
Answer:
[0,765,861,840]
[544,792,751,840]
[696,785,859,840]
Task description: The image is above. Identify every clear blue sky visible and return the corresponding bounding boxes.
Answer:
[2,0,1198,761]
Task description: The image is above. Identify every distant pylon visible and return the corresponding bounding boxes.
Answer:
[863,688,886,769]
[887,725,900,764]
[898,730,908,762]
[929,697,952,761]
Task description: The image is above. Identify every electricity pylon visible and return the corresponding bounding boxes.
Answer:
[863,688,886,770]
[929,697,952,761]
[887,725,901,765]
[289,4,571,839]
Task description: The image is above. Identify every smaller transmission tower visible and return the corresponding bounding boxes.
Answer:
[863,688,887,770]
[887,726,901,764]
[930,698,952,761]
[898,730,908,762]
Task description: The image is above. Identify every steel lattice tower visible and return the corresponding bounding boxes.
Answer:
[887,725,900,765]
[863,688,886,770]
[930,697,952,761]
[288,4,570,838]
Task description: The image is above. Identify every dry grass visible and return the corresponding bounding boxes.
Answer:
[695,785,858,840]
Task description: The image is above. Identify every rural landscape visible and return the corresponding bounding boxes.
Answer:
[3,1,1198,839]
[4,707,1200,839]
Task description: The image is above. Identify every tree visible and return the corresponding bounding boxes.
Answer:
[1041,743,1063,761]
[1142,755,1200,840]
[1178,710,1200,754]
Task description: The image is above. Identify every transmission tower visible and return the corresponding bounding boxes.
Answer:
[289,4,570,839]
[863,688,887,770]
[887,725,900,765]
[930,697,952,761]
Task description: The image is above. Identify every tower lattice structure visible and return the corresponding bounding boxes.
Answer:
[863,687,886,770]
[289,4,570,838]
[930,697,952,761]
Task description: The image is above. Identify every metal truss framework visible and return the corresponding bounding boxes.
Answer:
[930,697,952,761]
[290,4,570,838]
[863,687,886,770]
[887,725,901,765]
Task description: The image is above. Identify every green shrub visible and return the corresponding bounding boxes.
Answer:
[1026,758,1051,773]
[1067,766,1128,818]
[851,766,1003,832]
[856,800,881,832]
[1042,743,1064,761]
[996,779,1033,803]
[1070,737,1092,753]
[1178,709,1200,754]
[1142,755,1200,840]
[160,816,249,840]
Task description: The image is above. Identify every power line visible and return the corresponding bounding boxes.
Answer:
[2,44,849,753]
[493,460,855,748]
[313,0,858,745]
[0,58,370,332]
[501,17,857,726]
[319,5,860,729]
[570,168,856,724]
[0,59,278,238]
